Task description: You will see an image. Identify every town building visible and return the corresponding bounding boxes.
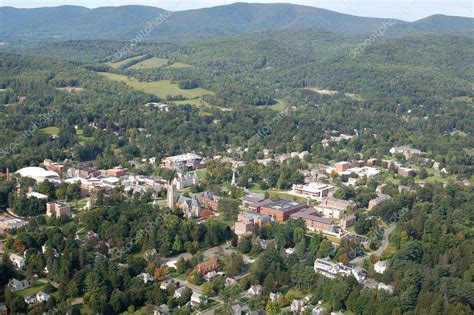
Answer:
[290,208,336,233]
[335,161,353,173]
[340,214,357,230]
[314,197,356,219]
[177,195,202,219]
[197,192,221,212]
[248,199,273,213]
[389,146,422,158]
[240,193,266,209]
[161,153,203,170]
[46,202,71,217]
[106,167,128,177]
[259,200,307,222]
[368,194,392,211]
[292,182,335,199]
[173,172,199,190]
[397,167,415,177]
[167,183,177,208]
[234,212,271,236]
[0,217,28,231]
[15,167,60,183]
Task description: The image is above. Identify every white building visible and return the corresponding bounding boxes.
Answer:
[292,182,335,200]
[15,167,60,183]
[36,291,50,303]
[374,261,388,274]
[247,285,263,297]
[269,292,283,302]
[377,283,394,294]
[173,172,199,190]
[173,287,187,299]
[138,272,154,283]
[389,146,422,158]
[0,217,28,231]
[10,253,26,269]
[314,258,366,283]
[190,292,207,307]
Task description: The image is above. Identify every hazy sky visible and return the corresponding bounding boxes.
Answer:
[1,0,473,21]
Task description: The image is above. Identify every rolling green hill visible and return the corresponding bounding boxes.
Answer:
[1,2,472,44]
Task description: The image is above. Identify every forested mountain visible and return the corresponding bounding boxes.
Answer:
[1,3,473,43]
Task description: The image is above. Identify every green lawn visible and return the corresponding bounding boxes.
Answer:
[76,129,94,142]
[195,169,207,179]
[106,55,146,68]
[98,72,214,99]
[41,127,60,136]
[129,57,168,69]
[167,62,192,69]
[17,282,46,297]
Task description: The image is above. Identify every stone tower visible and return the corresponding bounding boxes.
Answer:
[167,183,176,208]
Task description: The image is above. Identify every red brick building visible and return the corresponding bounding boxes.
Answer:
[260,200,307,222]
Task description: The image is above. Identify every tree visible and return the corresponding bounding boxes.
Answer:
[154,266,166,281]
[218,198,241,221]
[318,239,333,257]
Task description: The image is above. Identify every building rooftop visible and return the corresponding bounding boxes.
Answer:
[263,200,306,212]
[290,208,333,224]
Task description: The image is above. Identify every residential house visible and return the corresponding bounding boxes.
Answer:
[269,292,283,302]
[374,261,388,274]
[190,292,208,308]
[314,257,366,283]
[247,285,263,297]
[398,167,415,177]
[7,278,30,292]
[36,291,50,303]
[9,253,26,269]
[154,304,170,315]
[377,283,394,294]
[196,257,219,276]
[138,272,154,283]
[231,302,250,315]
[173,287,187,299]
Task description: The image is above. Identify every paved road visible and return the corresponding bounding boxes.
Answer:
[350,224,396,266]
[374,224,396,257]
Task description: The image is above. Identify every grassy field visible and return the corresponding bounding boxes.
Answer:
[167,62,191,68]
[98,72,214,99]
[106,55,146,68]
[17,282,46,297]
[41,126,60,136]
[129,57,168,69]
[76,128,94,142]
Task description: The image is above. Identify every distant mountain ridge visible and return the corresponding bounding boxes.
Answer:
[0,3,473,43]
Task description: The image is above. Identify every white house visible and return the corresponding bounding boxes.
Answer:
[36,291,50,303]
[291,299,306,313]
[8,278,30,292]
[190,292,207,307]
[374,261,387,274]
[160,280,172,291]
[377,283,394,294]
[9,253,26,269]
[173,287,187,299]
[24,295,37,305]
[269,292,283,302]
[138,272,154,283]
[247,285,263,297]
